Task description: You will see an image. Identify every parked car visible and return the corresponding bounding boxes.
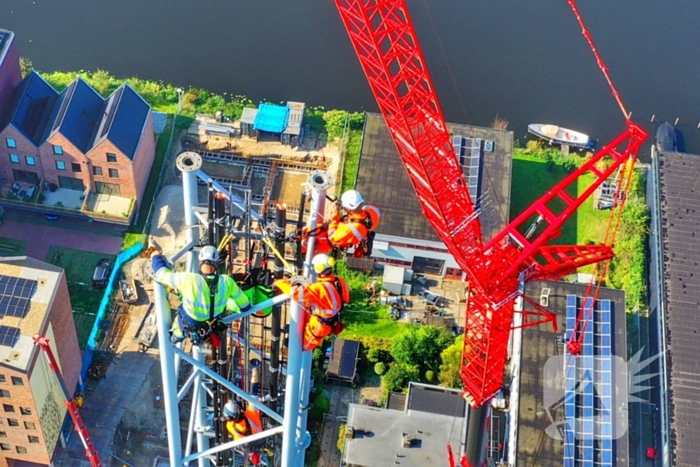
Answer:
[418,289,442,307]
[92,259,113,288]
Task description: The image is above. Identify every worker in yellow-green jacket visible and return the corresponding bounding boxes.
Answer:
[151,245,250,344]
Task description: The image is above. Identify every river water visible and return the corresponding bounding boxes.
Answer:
[2,0,699,160]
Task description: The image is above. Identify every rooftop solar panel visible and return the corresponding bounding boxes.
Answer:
[0,275,35,318]
[0,326,20,347]
[564,296,614,467]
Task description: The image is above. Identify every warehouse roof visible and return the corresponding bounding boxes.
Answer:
[355,112,512,243]
[655,151,700,466]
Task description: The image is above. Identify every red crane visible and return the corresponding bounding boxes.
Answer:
[334,0,647,409]
[33,335,103,467]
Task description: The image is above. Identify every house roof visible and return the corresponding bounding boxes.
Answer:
[356,112,513,243]
[406,383,466,418]
[326,339,359,381]
[91,84,150,160]
[49,78,105,153]
[344,403,465,467]
[253,103,289,134]
[0,29,12,59]
[655,151,700,466]
[1,71,59,146]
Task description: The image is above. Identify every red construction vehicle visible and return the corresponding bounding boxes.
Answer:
[33,335,103,467]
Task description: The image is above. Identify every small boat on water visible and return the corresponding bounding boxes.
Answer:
[528,123,594,149]
[655,122,676,152]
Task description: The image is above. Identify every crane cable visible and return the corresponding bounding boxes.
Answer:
[565,1,640,354]
[566,0,630,121]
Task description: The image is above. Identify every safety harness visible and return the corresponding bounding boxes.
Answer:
[177,265,224,345]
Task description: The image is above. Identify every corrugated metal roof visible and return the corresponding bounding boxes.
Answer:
[656,151,700,466]
[284,101,305,136]
[240,107,258,125]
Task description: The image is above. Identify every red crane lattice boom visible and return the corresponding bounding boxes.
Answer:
[335,0,647,408]
[33,335,103,467]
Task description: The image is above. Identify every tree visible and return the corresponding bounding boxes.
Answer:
[390,326,454,372]
[438,335,464,389]
[383,363,420,392]
[374,362,386,376]
[19,57,33,78]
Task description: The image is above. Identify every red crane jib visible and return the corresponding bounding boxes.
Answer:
[33,335,103,467]
[335,0,648,408]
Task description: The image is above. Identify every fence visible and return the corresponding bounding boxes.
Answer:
[79,243,143,386]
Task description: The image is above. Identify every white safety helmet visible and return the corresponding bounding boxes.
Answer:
[341,190,364,211]
[312,253,336,275]
[199,245,219,263]
[223,400,238,419]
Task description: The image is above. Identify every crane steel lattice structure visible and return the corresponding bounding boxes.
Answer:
[33,335,103,467]
[334,0,647,408]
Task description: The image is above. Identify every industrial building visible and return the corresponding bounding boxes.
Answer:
[355,112,513,279]
[0,256,82,467]
[648,149,700,467]
[516,281,628,466]
[342,383,467,467]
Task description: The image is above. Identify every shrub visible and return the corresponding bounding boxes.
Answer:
[374,362,386,376]
[425,370,435,382]
[337,424,347,452]
[383,363,420,392]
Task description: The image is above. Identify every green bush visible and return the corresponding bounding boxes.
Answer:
[425,370,435,382]
[390,325,453,372]
[383,363,420,392]
[309,393,331,421]
[374,362,386,376]
[337,424,347,453]
[438,335,464,389]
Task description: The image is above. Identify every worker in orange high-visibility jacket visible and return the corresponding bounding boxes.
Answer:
[299,224,334,256]
[328,190,381,257]
[277,254,351,351]
[223,400,264,465]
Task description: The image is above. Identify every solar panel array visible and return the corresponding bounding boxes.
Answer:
[564,295,614,467]
[0,326,20,348]
[0,275,36,319]
[452,135,482,203]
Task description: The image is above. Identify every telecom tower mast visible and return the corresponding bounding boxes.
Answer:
[154,152,331,467]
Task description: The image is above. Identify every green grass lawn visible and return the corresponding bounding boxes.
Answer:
[510,156,610,246]
[340,307,406,338]
[0,237,26,256]
[46,246,116,349]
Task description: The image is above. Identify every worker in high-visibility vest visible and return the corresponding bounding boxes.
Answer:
[278,254,351,351]
[328,190,381,258]
[295,190,381,258]
[151,246,251,344]
[223,400,263,465]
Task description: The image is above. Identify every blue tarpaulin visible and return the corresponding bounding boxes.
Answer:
[253,103,289,133]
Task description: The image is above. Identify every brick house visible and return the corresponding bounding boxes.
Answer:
[0,29,21,117]
[0,67,156,218]
[0,257,81,467]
